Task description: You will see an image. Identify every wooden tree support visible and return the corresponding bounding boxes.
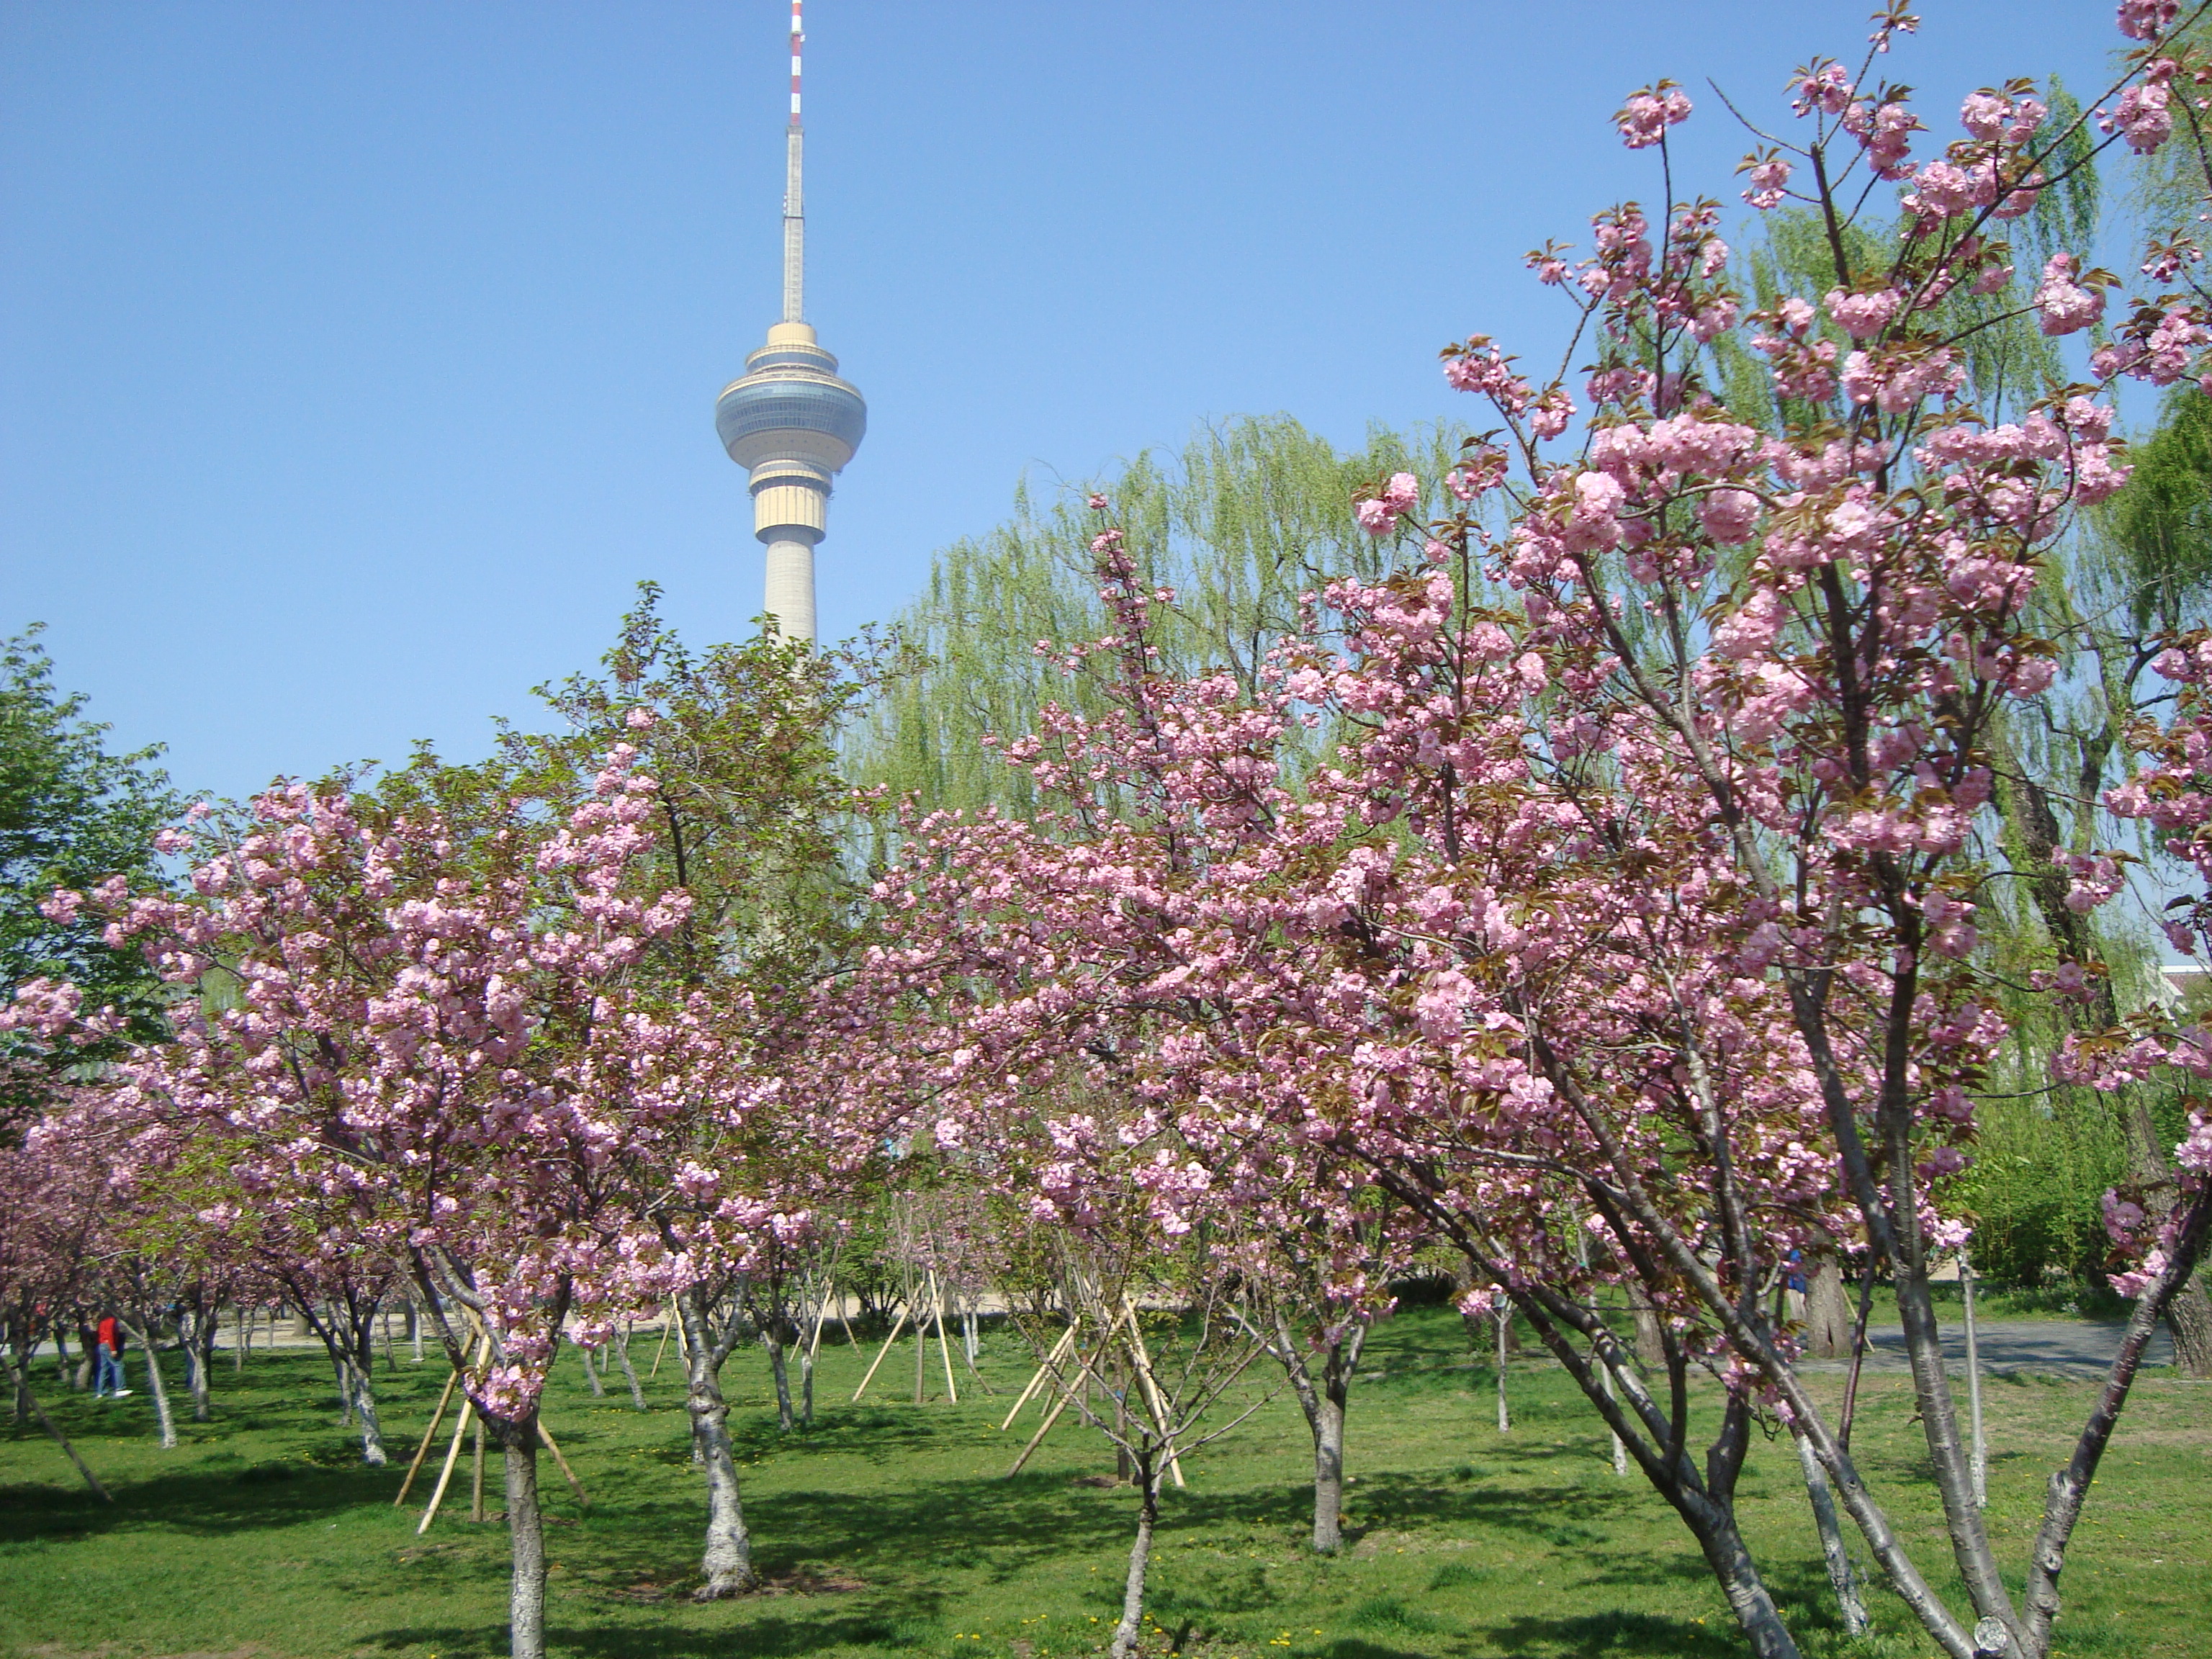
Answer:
[394,1365,462,1506]
[1120,1296,1184,1489]
[537,1421,589,1506]
[1002,1324,1078,1431]
[649,1299,676,1380]
[850,1306,909,1402]
[1006,1380,1077,1477]
[416,1395,475,1534]
[929,1272,959,1405]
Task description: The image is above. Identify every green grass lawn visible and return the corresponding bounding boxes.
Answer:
[1,1305,2204,1659]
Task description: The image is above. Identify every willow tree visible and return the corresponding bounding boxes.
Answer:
[846,415,1463,819]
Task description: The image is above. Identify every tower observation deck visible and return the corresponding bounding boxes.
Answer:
[714,0,863,644]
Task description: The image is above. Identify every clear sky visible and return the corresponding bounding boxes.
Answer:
[2,1,2127,803]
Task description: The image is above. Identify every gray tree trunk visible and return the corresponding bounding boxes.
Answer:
[765,1331,794,1431]
[349,1357,388,1466]
[1108,1462,1161,1659]
[1791,1422,1869,1637]
[580,1345,605,1396]
[1807,1258,1853,1361]
[132,1324,178,1449]
[678,1288,758,1598]
[612,1329,647,1411]
[501,1422,548,1659]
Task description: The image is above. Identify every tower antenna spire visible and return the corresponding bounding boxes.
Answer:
[782,0,804,323]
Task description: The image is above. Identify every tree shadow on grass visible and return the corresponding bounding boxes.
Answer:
[366,1599,931,1659]
[1483,1608,1745,1657]
[0,1460,394,1545]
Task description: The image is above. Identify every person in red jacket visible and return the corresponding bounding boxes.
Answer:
[94,1313,131,1399]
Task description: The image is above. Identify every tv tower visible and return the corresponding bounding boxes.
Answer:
[714,0,866,644]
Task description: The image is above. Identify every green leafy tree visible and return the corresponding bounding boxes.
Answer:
[0,627,177,1105]
[847,415,1464,820]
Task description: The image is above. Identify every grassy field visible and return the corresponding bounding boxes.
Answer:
[1,1305,2204,1659]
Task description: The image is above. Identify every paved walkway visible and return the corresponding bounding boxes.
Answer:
[1801,1319,2175,1380]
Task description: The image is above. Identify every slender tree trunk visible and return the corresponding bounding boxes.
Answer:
[1109,1463,1161,1659]
[1267,1313,1359,1553]
[8,1331,30,1424]
[678,1288,758,1598]
[2,1348,110,1501]
[472,1417,487,1521]
[180,1306,213,1422]
[764,1331,794,1431]
[580,1344,606,1396]
[351,1357,389,1466]
[500,1419,548,1659]
[612,1328,647,1411]
[1791,1423,1869,1637]
[132,1324,178,1449]
[333,1350,356,1424]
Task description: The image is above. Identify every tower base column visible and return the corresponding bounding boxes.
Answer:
[763,537,818,644]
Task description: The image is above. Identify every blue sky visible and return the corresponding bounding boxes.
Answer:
[2,1,2128,802]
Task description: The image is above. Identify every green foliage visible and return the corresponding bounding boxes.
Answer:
[1960,1090,2126,1289]
[0,626,178,1101]
[2095,385,2212,629]
[846,416,1463,821]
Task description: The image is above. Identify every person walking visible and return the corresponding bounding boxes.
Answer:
[94,1313,132,1399]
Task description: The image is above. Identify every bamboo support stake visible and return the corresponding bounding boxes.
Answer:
[930,1274,959,1405]
[1006,1379,1077,1477]
[415,1395,475,1534]
[1002,1325,1077,1431]
[1118,1297,1183,1489]
[394,1365,462,1506]
[650,1300,675,1379]
[851,1307,909,1402]
[536,1421,589,1506]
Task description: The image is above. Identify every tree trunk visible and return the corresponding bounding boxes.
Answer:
[765,1331,794,1431]
[132,1323,178,1449]
[500,1419,548,1659]
[678,1288,758,1598]
[333,1351,356,1424]
[472,1417,488,1522]
[580,1345,606,1396]
[1807,1257,1853,1361]
[2120,1097,2212,1375]
[1678,1492,1805,1659]
[8,1332,29,1424]
[612,1328,647,1411]
[179,1305,214,1422]
[1109,1464,1161,1659]
[2,1347,110,1501]
[1267,1312,1359,1554]
[1627,1283,1667,1370]
[351,1357,389,1466]
[1791,1422,1869,1637]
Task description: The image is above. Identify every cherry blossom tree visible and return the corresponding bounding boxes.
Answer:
[851,12,2212,1655]
[18,750,695,1659]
